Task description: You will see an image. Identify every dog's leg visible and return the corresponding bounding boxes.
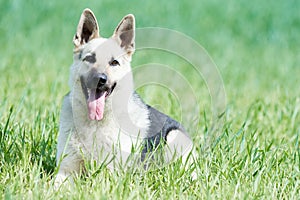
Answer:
[166,130,198,180]
[55,149,83,187]
[55,94,81,184]
[55,133,84,186]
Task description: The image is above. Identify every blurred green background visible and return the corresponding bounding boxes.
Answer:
[1,0,299,116]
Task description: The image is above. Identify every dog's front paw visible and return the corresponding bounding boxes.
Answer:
[54,171,71,189]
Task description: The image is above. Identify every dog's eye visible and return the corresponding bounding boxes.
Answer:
[109,59,120,66]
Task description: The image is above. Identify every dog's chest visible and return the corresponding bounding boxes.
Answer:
[75,117,143,161]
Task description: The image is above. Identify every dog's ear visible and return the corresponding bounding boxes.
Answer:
[113,14,135,55]
[73,9,100,50]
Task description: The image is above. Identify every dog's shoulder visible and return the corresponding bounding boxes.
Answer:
[127,92,150,129]
[56,93,75,162]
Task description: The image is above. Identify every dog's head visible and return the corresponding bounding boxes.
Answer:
[70,9,135,121]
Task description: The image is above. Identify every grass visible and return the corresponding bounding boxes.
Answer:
[1,0,300,199]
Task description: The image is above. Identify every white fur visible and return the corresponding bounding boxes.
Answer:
[55,10,147,185]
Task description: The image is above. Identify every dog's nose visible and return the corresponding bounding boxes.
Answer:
[97,73,107,87]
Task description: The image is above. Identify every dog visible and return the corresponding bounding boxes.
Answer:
[55,8,195,185]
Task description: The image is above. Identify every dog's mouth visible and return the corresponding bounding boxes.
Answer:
[81,76,116,121]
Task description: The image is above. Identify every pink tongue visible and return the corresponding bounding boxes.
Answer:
[88,91,107,120]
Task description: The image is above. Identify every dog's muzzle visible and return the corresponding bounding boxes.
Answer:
[80,72,116,120]
[88,73,107,91]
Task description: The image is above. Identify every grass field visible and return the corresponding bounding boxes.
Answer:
[1,0,300,199]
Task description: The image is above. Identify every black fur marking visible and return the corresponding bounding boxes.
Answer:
[80,76,88,99]
[141,105,183,162]
[83,53,96,63]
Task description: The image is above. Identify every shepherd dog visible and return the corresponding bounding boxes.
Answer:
[55,8,195,185]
